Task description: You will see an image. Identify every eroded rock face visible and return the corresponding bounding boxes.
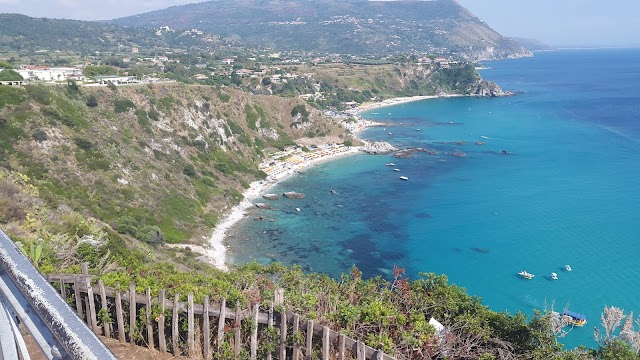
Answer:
[360,141,398,155]
[474,81,514,97]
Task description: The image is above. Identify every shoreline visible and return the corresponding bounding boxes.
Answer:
[205,146,360,270]
[204,93,462,271]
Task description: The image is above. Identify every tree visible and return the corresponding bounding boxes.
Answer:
[0,61,13,70]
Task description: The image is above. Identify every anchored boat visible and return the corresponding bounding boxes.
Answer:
[518,270,535,279]
[563,310,587,327]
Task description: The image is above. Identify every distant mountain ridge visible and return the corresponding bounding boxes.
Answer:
[110,0,532,60]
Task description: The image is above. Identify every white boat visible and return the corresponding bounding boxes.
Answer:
[386,163,396,166]
[551,272,558,280]
[480,135,489,139]
[518,270,535,279]
[565,265,572,272]
[399,176,409,181]
[394,168,400,172]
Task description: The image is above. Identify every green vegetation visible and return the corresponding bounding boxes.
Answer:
[0,69,23,81]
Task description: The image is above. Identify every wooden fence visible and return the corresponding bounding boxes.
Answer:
[46,267,394,360]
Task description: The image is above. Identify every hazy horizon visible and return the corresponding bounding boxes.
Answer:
[0,0,638,48]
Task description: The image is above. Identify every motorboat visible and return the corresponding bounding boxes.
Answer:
[399,176,409,181]
[551,272,558,280]
[518,270,535,279]
[394,168,400,172]
[480,135,489,139]
[386,163,396,166]
[562,310,587,327]
[565,265,572,272]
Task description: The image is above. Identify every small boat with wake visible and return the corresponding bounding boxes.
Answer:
[399,176,409,181]
[480,135,489,139]
[565,265,572,272]
[518,270,535,279]
[551,272,558,280]
[394,168,400,172]
[386,163,396,166]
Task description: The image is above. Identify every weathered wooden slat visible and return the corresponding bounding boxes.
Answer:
[279,311,287,360]
[322,326,330,360]
[267,302,274,360]
[74,276,83,321]
[203,295,210,360]
[357,341,365,360]
[172,293,180,356]
[217,297,226,350]
[85,277,99,335]
[98,280,110,338]
[115,283,125,343]
[60,279,66,299]
[129,283,136,347]
[158,290,167,353]
[234,302,241,358]
[305,320,314,360]
[251,303,258,360]
[188,293,195,357]
[292,314,300,360]
[146,288,154,350]
[339,333,346,360]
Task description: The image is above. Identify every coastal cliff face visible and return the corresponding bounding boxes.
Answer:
[0,84,345,246]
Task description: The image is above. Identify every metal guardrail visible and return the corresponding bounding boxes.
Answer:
[0,229,117,360]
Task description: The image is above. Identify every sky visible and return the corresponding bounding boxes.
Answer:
[1,0,639,47]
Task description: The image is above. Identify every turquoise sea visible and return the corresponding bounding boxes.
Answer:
[227,48,640,348]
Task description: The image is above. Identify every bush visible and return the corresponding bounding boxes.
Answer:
[114,99,135,113]
[32,130,48,142]
[85,94,98,107]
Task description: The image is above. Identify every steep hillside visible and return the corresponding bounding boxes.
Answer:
[0,13,219,53]
[0,83,343,247]
[110,0,532,60]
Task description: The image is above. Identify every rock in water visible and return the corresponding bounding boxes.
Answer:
[283,191,305,199]
[360,141,398,154]
[256,203,272,209]
[262,193,280,200]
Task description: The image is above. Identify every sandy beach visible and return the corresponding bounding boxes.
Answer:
[204,93,459,270]
[205,146,360,270]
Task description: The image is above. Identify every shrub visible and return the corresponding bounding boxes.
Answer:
[32,130,48,142]
[85,94,98,107]
[114,99,135,113]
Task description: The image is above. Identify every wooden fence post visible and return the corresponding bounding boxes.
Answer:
[85,277,99,335]
[292,314,300,360]
[279,311,287,360]
[129,283,136,347]
[158,290,167,353]
[305,320,314,360]
[172,293,180,356]
[146,288,154,350]
[234,301,241,358]
[322,326,330,360]
[356,341,365,360]
[217,298,226,350]
[267,302,274,360]
[338,334,346,360]
[81,262,89,275]
[251,303,258,360]
[115,283,125,343]
[98,280,110,338]
[203,295,210,360]
[74,275,83,321]
[188,293,195,358]
[60,279,67,300]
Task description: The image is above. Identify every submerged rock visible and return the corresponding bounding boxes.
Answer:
[283,191,305,199]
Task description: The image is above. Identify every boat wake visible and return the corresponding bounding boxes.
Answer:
[480,135,528,144]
